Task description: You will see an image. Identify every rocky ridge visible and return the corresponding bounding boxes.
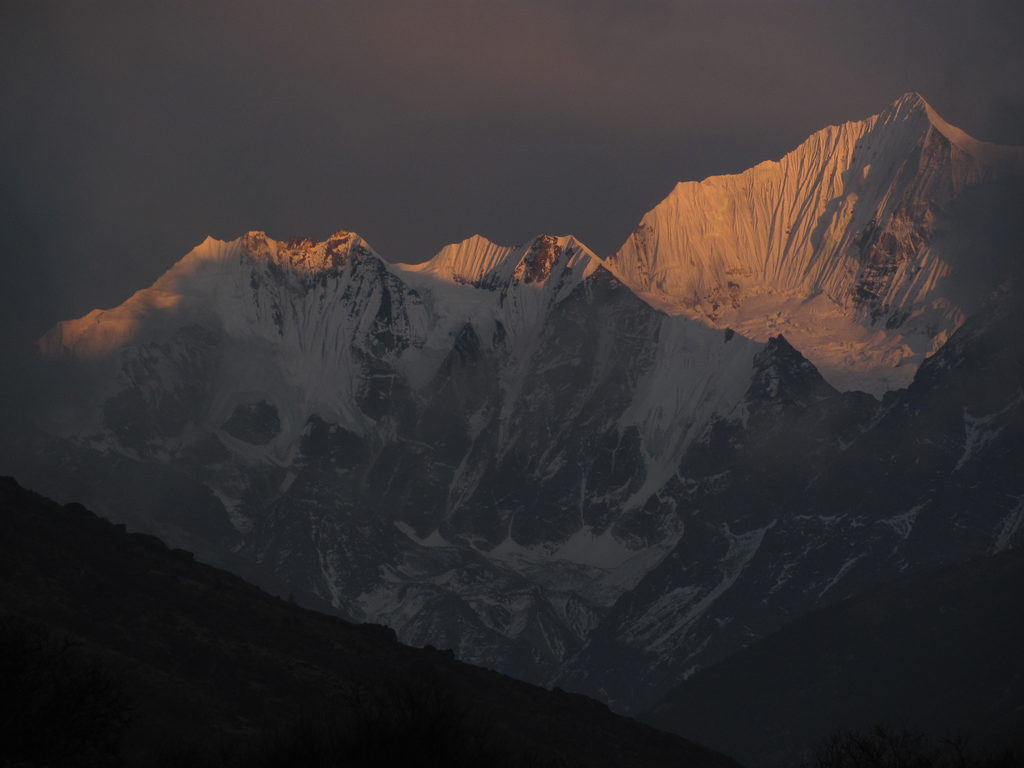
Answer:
[8,93,1023,714]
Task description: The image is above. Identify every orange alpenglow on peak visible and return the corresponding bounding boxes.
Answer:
[39,95,1023,395]
[604,93,1024,394]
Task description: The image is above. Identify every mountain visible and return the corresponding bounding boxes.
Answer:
[0,476,739,768]
[22,228,764,688]
[556,289,1024,711]
[608,92,1024,394]
[4,93,1022,715]
[643,547,1024,766]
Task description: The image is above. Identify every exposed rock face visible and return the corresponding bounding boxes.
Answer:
[557,292,1024,711]
[8,94,1023,715]
[222,401,281,445]
[21,226,764,691]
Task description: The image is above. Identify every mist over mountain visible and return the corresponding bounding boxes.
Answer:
[3,93,1022,737]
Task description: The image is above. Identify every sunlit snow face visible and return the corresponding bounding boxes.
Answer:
[7,1,1023,370]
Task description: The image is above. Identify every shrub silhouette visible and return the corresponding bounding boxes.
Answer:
[811,725,1024,768]
[0,614,129,767]
[154,670,574,768]
[241,673,573,768]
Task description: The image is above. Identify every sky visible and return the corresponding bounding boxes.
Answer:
[2,0,1023,359]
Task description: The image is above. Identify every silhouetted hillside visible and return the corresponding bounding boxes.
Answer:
[645,547,1024,766]
[0,476,739,768]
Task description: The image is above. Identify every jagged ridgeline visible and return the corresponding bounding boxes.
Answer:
[7,93,1023,715]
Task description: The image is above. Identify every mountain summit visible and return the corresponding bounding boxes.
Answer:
[396,233,599,289]
[607,92,1023,393]
[9,95,1023,716]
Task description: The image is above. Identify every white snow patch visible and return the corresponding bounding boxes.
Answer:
[619,317,761,509]
[551,525,638,568]
[633,522,771,653]
[210,488,251,534]
[993,495,1024,553]
[393,521,452,548]
[879,504,925,540]
[955,391,1023,471]
[767,560,799,596]
[818,554,864,598]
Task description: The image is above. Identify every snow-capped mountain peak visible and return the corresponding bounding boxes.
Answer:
[397,233,599,290]
[19,94,1024,720]
[39,229,388,361]
[607,93,1024,394]
[395,233,511,285]
[887,91,1024,168]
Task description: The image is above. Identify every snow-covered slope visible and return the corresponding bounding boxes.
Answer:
[40,230,434,444]
[15,93,1024,715]
[28,226,764,690]
[556,290,1024,713]
[608,93,1024,394]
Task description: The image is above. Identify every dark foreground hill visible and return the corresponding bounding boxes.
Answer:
[0,477,739,768]
[644,546,1024,767]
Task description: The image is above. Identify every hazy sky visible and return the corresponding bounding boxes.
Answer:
[3,0,1023,356]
